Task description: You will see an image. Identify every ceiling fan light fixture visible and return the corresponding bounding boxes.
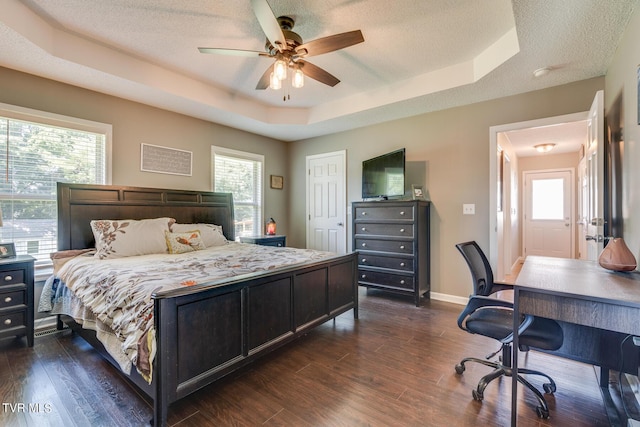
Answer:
[274,59,287,80]
[292,68,304,88]
[269,72,282,90]
[534,143,556,153]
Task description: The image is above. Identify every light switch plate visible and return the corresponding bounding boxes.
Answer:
[463,204,475,215]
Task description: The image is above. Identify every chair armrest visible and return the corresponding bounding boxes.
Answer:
[490,281,514,295]
[457,295,513,330]
[456,294,534,344]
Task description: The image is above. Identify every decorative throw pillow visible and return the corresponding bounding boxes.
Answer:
[165,230,206,254]
[91,217,175,259]
[170,223,227,247]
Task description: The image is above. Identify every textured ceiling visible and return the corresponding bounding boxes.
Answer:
[0,0,637,142]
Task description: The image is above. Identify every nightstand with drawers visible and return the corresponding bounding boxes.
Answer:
[239,235,286,247]
[0,255,35,346]
[352,200,430,306]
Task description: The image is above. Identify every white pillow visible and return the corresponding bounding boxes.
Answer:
[91,217,175,259]
[171,223,227,247]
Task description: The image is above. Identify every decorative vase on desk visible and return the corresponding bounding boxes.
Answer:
[598,237,637,272]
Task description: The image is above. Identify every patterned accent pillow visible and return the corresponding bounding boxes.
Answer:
[91,217,175,259]
[170,223,228,247]
[164,230,206,254]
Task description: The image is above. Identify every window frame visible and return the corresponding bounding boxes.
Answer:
[0,102,112,278]
[211,146,264,239]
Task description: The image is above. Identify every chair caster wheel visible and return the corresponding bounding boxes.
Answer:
[455,363,465,374]
[536,406,549,419]
[543,382,556,394]
[472,389,483,401]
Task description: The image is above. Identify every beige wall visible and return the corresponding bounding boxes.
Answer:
[604,5,640,260]
[0,66,289,237]
[288,77,604,299]
[0,65,617,300]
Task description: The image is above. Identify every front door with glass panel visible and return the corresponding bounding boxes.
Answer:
[524,170,574,258]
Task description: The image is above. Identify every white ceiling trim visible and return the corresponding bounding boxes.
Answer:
[3,0,518,128]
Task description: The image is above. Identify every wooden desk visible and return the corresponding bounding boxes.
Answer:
[513,256,640,426]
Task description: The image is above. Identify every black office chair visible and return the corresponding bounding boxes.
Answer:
[454,241,563,419]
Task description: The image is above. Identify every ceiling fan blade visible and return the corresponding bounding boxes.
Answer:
[298,60,340,87]
[198,47,269,57]
[251,0,286,52]
[255,64,272,90]
[295,30,364,57]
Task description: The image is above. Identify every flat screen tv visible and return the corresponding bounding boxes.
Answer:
[362,148,406,199]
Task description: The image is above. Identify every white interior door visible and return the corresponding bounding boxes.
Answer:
[585,90,604,260]
[577,157,588,259]
[306,150,347,253]
[524,170,573,258]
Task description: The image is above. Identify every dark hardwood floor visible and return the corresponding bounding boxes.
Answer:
[0,287,630,426]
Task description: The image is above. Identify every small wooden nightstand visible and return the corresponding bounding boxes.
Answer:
[239,235,286,247]
[0,255,35,347]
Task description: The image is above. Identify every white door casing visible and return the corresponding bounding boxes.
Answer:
[523,170,574,258]
[585,90,605,260]
[306,151,347,253]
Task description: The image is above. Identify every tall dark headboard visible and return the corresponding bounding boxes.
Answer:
[57,183,235,250]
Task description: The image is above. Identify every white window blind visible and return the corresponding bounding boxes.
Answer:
[0,105,109,271]
[212,146,263,238]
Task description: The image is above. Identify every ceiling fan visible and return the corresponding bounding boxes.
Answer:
[198,0,364,93]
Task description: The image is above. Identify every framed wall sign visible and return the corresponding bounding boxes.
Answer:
[140,143,193,176]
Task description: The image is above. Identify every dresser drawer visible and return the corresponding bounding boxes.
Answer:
[355,223,413,237]
[0,310,25,332]
[0,289,25,310]
[355,238,413,254]
[0,269,25,286]
[358,254,413,272]
[358,270,414,290]
[354,206,414,221]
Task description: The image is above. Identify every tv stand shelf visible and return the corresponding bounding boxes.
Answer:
[352,200,430,306]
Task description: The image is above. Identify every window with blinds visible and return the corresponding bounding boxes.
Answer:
[0,103,110,272]
[212,146,263,238]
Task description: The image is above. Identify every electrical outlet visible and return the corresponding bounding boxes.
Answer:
[463,204,475,215]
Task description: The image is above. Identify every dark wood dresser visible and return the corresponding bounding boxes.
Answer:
[352,200,430,306]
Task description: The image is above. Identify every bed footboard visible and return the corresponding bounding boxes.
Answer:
[152,252,357,427]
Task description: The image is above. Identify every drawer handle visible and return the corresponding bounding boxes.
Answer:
[400,228,405,233]
[361,243,367,247]
[400,280,405,285]
[361,274,366,279]
[3,319,11,325]
[400,262,405,267]
[4,296,11,303]
[361,258,367,263]
[400,211,405,216]
[361,211,366,216]
[3,275,12,281]
[400,245,405,250]
[361,227,366,231]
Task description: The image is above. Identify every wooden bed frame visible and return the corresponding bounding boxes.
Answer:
[55,182,358,426]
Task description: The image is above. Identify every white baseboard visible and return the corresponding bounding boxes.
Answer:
[430,292,468,306]
[34,316,57,332]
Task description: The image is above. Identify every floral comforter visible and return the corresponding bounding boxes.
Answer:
[46,242,335,383]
